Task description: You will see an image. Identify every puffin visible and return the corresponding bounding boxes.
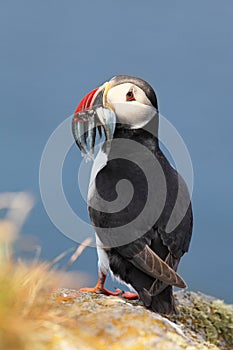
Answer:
[72,75,193,314]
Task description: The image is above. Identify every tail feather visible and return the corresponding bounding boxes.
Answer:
[151,285,176,314]
[140,285,176,314]
[139,253,179,314]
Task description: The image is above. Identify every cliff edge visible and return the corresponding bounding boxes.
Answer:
[51,289,233,350]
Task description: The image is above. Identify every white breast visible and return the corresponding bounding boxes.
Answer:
[87,147,108,203]
[95,234,109,275]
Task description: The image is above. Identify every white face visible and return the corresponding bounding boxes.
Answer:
[106,83,158,129]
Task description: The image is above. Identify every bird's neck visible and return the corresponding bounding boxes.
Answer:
[110,117,159,153]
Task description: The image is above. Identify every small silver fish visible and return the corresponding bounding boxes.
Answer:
[72,118,88,155]
[96,107,116,142]
[72,107,116,160]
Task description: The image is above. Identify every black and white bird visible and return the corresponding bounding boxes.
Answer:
[72,75,193,314]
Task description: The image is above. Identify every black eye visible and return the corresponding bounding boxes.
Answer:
[126,90,135,101]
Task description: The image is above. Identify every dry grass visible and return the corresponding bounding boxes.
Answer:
[0,261,57,349]
[0,192,91,350]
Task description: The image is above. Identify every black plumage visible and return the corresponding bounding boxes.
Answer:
[89,121,193,314]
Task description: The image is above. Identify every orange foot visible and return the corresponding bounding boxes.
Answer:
[78,285,122,296]
[121,291,139,300]
[78,274,139,300]
[78,286,138,300]
[56,274,139,302]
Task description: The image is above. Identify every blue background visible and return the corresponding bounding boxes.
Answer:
[0,1,232,302]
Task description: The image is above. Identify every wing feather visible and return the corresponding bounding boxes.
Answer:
[129,244,186,288]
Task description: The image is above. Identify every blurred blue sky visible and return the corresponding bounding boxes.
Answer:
[0,1,232,302]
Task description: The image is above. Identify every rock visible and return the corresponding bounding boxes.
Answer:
[53,289,233,349]
[172,291,233,349]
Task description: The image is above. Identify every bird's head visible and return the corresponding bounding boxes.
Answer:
[72,75,158,157]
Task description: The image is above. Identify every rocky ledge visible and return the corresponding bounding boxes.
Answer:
[53,289,233,350]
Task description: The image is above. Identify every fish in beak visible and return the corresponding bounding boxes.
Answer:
[72,82,116,159]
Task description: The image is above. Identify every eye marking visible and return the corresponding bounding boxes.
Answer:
[126,90,136,101]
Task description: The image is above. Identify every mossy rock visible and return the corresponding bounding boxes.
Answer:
[50,289,232,349]
[171,291,233,349]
